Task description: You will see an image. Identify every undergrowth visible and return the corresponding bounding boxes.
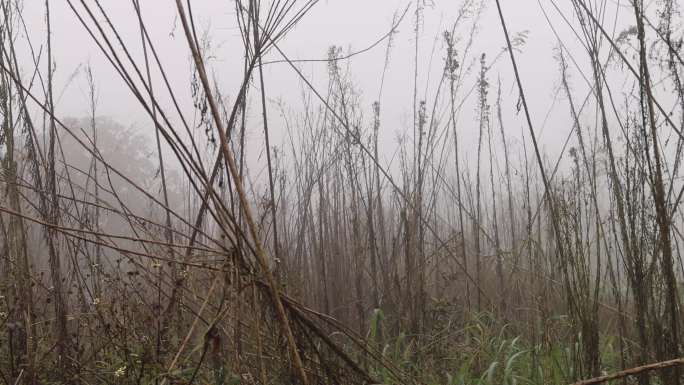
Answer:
[367,311,621,385]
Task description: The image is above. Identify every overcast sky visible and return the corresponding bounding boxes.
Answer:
[16,0,644,176]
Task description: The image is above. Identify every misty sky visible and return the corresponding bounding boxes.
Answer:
[16,1,641,175]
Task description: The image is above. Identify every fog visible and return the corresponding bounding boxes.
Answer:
[19,1,610,165]
[1,1,683,384]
